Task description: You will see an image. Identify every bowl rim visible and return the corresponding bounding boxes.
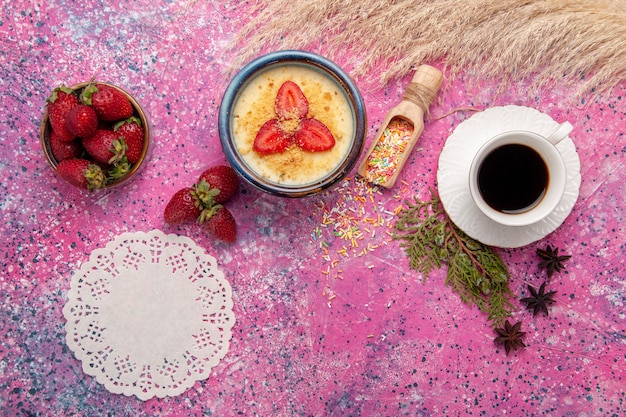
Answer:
[40,81,150,189]
[219,50,367,198]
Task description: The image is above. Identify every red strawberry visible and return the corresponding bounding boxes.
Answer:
[82,83,133,121]
[49,129,83,162]
[294,118,335,152]
[253,119,293,154]
[114,117,145,164]
[83,129,125,165]
[197,165,239,204]
[204,206,237,243]
[164,187,202,224]
[275,81,308,120]
[66,104,98,138]
[47,86,78,142]
[56,158,106,190]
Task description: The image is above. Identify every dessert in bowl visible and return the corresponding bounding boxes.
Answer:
[219,50,367,197]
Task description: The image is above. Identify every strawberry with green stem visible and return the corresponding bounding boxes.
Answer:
[47,85,79,142]
[164,187,203,224]
[197,165,239,204]
[164,184,237,243]
[83,129,127,165]
[81,82,134,121]
[114,117,144,164]
[164,166,240,243]
[203,206,237,243]
[56,158,106,190]
[163,178,225,224]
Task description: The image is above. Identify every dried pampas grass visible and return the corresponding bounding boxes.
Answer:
[230,0,626,97]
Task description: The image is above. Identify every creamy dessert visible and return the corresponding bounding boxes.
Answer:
[231,64,355,185]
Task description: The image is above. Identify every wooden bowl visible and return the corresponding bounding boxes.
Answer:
[40,81,150,189]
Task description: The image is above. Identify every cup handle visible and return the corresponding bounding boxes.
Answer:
[546,121,573,145]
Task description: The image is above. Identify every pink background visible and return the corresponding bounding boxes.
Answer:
[1,1,624,415]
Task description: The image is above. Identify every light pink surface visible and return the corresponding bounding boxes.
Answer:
[1,1,624,415]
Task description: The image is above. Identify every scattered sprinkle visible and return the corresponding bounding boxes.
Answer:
[311,176,414,302]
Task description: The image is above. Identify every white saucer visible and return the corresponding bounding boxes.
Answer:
[436,105,581,248]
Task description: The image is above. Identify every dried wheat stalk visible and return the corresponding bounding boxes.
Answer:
[228,0,626,97]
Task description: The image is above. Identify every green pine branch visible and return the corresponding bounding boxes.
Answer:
[392,189,514,327]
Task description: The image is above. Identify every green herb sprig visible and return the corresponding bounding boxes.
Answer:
[392,189,514,327]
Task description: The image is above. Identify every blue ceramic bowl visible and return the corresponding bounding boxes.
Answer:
[219,50,367,197]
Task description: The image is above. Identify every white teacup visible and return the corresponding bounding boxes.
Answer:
[468,122,573,227]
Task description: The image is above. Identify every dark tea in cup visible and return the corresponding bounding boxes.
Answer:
[468,122,572,227]
[477,143,548,213]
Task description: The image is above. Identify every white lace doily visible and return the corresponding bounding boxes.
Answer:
[63,230,235,400]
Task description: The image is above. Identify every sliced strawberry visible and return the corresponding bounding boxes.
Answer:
[164,187,202,224]
[50,129,83,162]
[294,118,335,152]
[275,81,308,120]
[114,117,145,164]
[203,206,237,243]
[253,119,293,155]
[56,158,106,190]
[197,165,239,204]
[66,104,98,138]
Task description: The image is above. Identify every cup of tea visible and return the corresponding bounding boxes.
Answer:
[468,122,573,227]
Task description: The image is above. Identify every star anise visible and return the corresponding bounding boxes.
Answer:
[520,282,557,316]
[494,320,526,355]
[536,245,571,278]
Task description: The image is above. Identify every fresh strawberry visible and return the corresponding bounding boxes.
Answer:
[164,187,202,224]
[197,165,239,204]
[49,129,83,162]
[66,104,98,138]
[294,118,335,152]
[82,83,133,121]
[203,206,237,243]
[253,119,293,154]
[47,86,78,142]
[114,117,144,164]
[275,81,308,120]
[56,158,106,190]
[82,129,125,165]
[49,126,75,143]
